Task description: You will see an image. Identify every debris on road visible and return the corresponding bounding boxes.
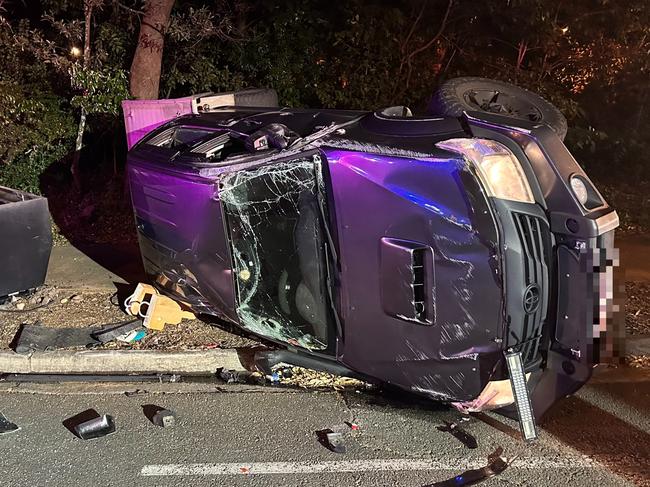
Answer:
[219,368,264,385]
[152,409,176,428]
[315,422,360,454]
[91,319,143,343]
[0,289,257,352]
[316,429,346,454]
[116,328,147,343]
[272,366,368,391]
[345,421,360,431]
[75,415,116,440]
[423,447,511,487]
[64,409,116,440]
[0,411,20,435]
[0,286,57,313]
[436,420,478,449]
[124,283,195,331]
[142,404,177,427]
[12,319,145,353]
[13,323,103,353]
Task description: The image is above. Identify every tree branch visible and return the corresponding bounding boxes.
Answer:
[406,0,454,62]
[114,1,144,16]
[402,0,427,56]
[403,0,454,89]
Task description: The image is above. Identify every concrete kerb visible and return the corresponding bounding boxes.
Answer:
[0,349,244,375]
[0,335,647,377]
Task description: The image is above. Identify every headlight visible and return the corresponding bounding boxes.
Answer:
[570,175,589,206]
[436,138,534,203]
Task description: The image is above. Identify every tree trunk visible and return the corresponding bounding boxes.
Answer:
[71,3,94,189]
[129,0,176,99]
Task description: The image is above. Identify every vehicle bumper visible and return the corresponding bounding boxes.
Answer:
[528,228,623,419]
[463,112,623,419]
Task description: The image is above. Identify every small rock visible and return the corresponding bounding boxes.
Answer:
[71,295,84,303]
[60,298,68,304]
[15,303,25,311]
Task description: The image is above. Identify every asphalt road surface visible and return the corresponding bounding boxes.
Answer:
[0,367,648,487]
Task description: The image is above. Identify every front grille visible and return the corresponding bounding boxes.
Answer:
[511,213,549,365]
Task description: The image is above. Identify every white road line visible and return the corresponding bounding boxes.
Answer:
[141,458,595,476]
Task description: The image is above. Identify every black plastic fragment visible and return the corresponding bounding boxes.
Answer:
[0,412,20,435]
[316,429,346,454]
[436,420,478,449]
[423,447,510,487]
[13,324,102,353]
[13,319,143,353]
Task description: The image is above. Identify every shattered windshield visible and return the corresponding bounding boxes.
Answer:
[220,153,333,350]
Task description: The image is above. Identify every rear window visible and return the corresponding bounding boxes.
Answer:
[146,126,216,149]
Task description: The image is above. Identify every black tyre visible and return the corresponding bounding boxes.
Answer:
[428,77,567,140]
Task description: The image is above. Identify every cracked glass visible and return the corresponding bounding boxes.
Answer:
[220,153,333,350]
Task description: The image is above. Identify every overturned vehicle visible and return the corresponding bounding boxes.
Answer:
[124,79,620,430]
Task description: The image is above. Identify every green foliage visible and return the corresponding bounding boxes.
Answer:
[94,22,131,68]
[71,67,130,115]
[159,3,246,97]
[230,2,326,107]
[0,0,648,197]
[0,83,76,193]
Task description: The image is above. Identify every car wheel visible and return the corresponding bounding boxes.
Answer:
[427,77,568,140]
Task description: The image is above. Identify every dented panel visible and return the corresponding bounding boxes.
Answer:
[326,149,502,401]
[127,158,238,322]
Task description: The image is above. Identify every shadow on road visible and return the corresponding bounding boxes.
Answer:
[72,241,145,285]
[541,391,650,486]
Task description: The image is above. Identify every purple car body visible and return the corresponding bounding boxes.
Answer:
[125,100,620,419]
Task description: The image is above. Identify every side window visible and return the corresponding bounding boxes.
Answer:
[220,154,334,351]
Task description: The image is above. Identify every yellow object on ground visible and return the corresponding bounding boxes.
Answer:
[124,283,195,331]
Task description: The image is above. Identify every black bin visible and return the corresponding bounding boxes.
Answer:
[0,186,53,298]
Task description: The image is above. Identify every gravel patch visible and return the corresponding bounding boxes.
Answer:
[625,281,650,336]
[0,286,257,351]
[626,355,650,369]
